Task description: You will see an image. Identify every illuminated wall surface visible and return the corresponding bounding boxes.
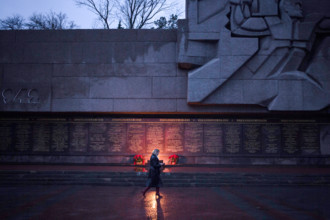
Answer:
[1,0,330,164]
[0,116,330,164]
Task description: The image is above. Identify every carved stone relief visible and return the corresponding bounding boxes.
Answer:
[178,0,330,111]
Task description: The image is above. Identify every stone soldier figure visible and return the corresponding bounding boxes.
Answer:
[178,0,330,111]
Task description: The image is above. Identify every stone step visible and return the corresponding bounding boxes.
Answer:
[1,171,329,186]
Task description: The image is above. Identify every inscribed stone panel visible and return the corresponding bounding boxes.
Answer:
[224,124,242,154]
[14,122,32,152]
[243,124,262,154]
[320,125,330,155]
[127,123,145,153]
[184,123,203,154]
[70,123,89,153]
[107,123,127,153]
[146,123,164,153]
[165,123,184,153]
[300,124,320,155]
[0,121,13,152]
[32,123,51,152]
[51,123,69,152]
[89,123,107,152]
[203,124,224,154]
[262,124,281,154]
[281,124,300,155]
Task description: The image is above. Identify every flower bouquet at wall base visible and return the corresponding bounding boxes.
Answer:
[133,155,144,165]
[168,155,179,165]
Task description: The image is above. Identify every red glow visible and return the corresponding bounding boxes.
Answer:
[168,154,179,165]
[133,154,145,165]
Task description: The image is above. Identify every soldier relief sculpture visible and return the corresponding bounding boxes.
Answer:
[178,0,330,111]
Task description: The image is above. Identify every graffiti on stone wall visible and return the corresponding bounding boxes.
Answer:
[178,0,330,111]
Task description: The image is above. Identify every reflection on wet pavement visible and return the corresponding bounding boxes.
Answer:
[1,186,330,219]
[144,189,166,219]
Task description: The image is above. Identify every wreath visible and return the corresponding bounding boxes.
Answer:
[168,154,179,164]
[133,155,144,165]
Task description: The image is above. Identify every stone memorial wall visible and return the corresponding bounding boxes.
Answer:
[0,116,329,165]
[0,0,330,165]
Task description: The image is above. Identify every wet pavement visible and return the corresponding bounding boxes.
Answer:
[1,165,330,219]
[1,185,330,219]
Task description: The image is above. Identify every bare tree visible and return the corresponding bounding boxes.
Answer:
[25,11,77,30]
[0,15,25,30]
[75,0,114,29]
[75,0,176,29]
[116,0,174,29]
[154,14,177,29]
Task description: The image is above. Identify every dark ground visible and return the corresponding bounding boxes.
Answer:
[1,185,330,219]
[1,165,330,219]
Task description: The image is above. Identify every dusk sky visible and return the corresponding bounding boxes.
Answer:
[0,0,185,29]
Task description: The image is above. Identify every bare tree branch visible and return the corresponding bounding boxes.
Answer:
[116,0,172,29]
[25,11,78,30]
[75,0,114,29]
[76,0,176,29]
[154,14,178,29]
[0,15,25,30]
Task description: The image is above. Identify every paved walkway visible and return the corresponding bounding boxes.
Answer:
[1,185,330,219]
[1,165,330,219]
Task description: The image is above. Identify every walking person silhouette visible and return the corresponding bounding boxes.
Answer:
[142,149,165,198]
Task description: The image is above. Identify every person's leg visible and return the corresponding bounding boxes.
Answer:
[142,187,151,197]
[156,187,162,198]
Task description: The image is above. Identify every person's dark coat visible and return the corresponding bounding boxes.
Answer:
[146,154,163,187]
